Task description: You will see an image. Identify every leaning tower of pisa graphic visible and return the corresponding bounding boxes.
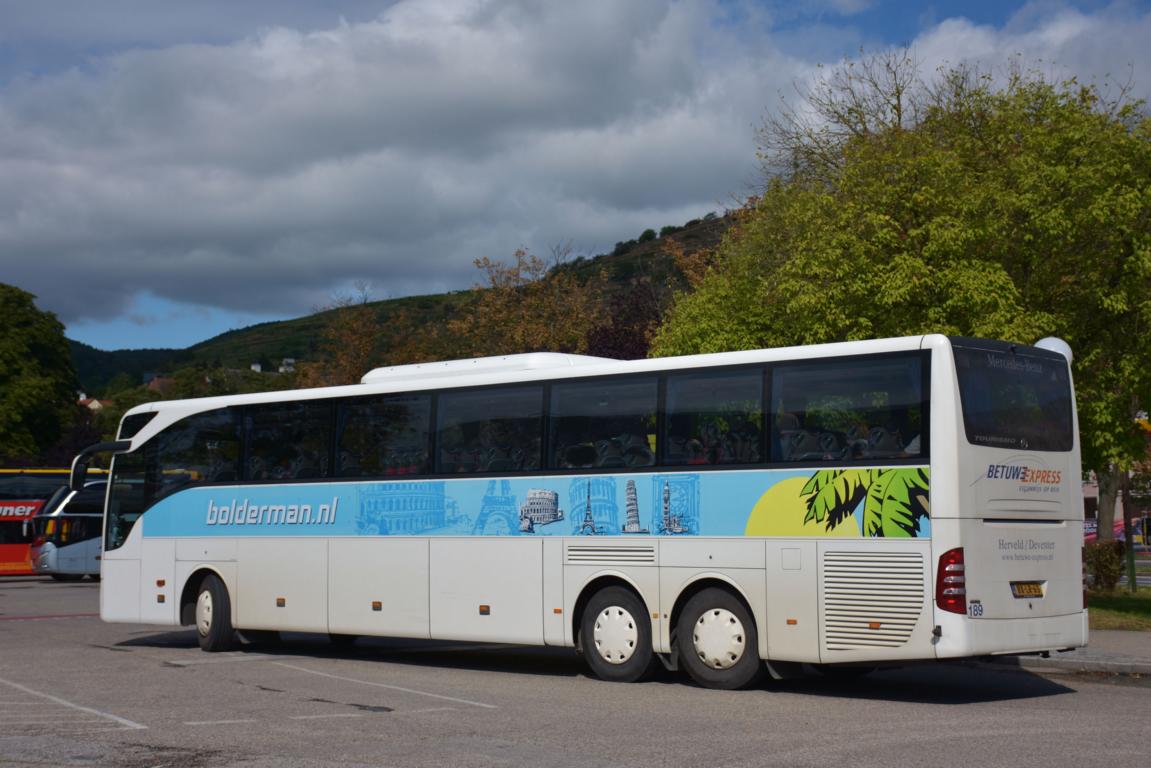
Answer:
[621,479,648,534]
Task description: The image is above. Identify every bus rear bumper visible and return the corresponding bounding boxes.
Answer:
[934,610,1088,659]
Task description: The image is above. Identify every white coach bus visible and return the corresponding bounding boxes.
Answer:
[73,335,1086,689]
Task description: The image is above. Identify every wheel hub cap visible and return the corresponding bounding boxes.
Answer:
[196,589,213,637]
[593,606,638,665]
[693,608,746,670]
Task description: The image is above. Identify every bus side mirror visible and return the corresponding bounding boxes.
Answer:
[70,440,132,491]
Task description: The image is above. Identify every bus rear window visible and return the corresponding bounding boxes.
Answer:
[953,345,1073,452]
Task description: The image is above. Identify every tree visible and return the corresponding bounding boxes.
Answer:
[0,284,80,462]
[652,54,1151,537]
[447,246,607,357]
[296,283,382,388]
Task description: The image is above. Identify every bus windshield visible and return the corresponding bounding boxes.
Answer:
[952,343,1074,452]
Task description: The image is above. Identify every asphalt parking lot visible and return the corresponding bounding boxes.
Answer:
[2,576,1149,768]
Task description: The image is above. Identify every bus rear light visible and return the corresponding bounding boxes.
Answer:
[936,548,966,615]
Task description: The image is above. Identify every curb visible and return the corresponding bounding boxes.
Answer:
[984,654,1151,677]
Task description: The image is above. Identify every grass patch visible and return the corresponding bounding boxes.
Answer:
[1088,587,1151,631]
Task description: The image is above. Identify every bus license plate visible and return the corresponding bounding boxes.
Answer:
[1011,581,1044,598]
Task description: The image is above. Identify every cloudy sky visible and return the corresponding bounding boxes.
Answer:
[2,0,1149,351]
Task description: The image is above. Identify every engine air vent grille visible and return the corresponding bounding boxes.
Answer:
[822,551,925,652]
[565,544,656,565]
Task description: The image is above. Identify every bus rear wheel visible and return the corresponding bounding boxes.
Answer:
[195,574,236,652]
[580,586,654,683]
[676,588,763,690]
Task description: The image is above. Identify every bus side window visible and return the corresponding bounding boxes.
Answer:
[435,386,543,474]
[770,356,925,464]
[154,408,242,492]
[337,395,431,477]
[664,370,763,466]
[245,402,332,481]
[549,378,658,469]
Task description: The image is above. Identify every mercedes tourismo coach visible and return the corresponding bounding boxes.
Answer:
[75,335,1086,688]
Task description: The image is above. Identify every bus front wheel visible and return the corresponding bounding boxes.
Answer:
[676,588,763,690]
[580,586,654,683]
[195,574,236,652]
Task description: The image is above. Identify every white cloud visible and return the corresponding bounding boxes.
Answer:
[0,0,1148,338]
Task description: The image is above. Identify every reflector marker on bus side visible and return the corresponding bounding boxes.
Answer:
[276,598,286,608]
[372,601,382,611]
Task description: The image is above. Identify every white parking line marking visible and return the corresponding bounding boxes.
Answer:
[184,719,259,726]
[0,676,147,730]
[289,713,365,720]
[1,718,108,725]
[273,663,498,709]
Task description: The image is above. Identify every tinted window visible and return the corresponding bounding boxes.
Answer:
[0,521,30,544]
[771,355,926,463]
[118,412,156,440]
[436,386,543,473]
[105,409,241,551]
[63,484,108,516]
[246,403,331,480]
[106,449,150,551]
[550,378,657,469]
[665,370,763,466]
[338,395,432,477]
[158,409,242,491]
[953,345,1073,451]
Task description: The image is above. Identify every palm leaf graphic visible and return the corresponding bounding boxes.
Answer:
[803,467,929,537]
[802,469,871,530]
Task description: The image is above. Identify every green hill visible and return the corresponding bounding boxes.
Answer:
[71,213,732,394]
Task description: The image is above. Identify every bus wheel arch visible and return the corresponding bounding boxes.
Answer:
[180,568,223,626]
[670,578,763,690]
[573,576,655,683]
[181,568,237,652]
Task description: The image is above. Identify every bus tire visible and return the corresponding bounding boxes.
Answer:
[676,588,763,690]
[195,574,236,652]
[580,586,654,683]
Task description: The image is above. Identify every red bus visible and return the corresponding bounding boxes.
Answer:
[0,470,79,575]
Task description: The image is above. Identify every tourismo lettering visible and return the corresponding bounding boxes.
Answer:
[205,498,339,527]
[986,465,1062,484]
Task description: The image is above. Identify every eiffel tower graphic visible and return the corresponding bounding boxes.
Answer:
[472,479,518,535]
[577,481,601,535]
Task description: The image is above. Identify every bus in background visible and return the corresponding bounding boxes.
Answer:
[30,481,108,581]
[78,335,1086,688]
[0,469,74,576]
